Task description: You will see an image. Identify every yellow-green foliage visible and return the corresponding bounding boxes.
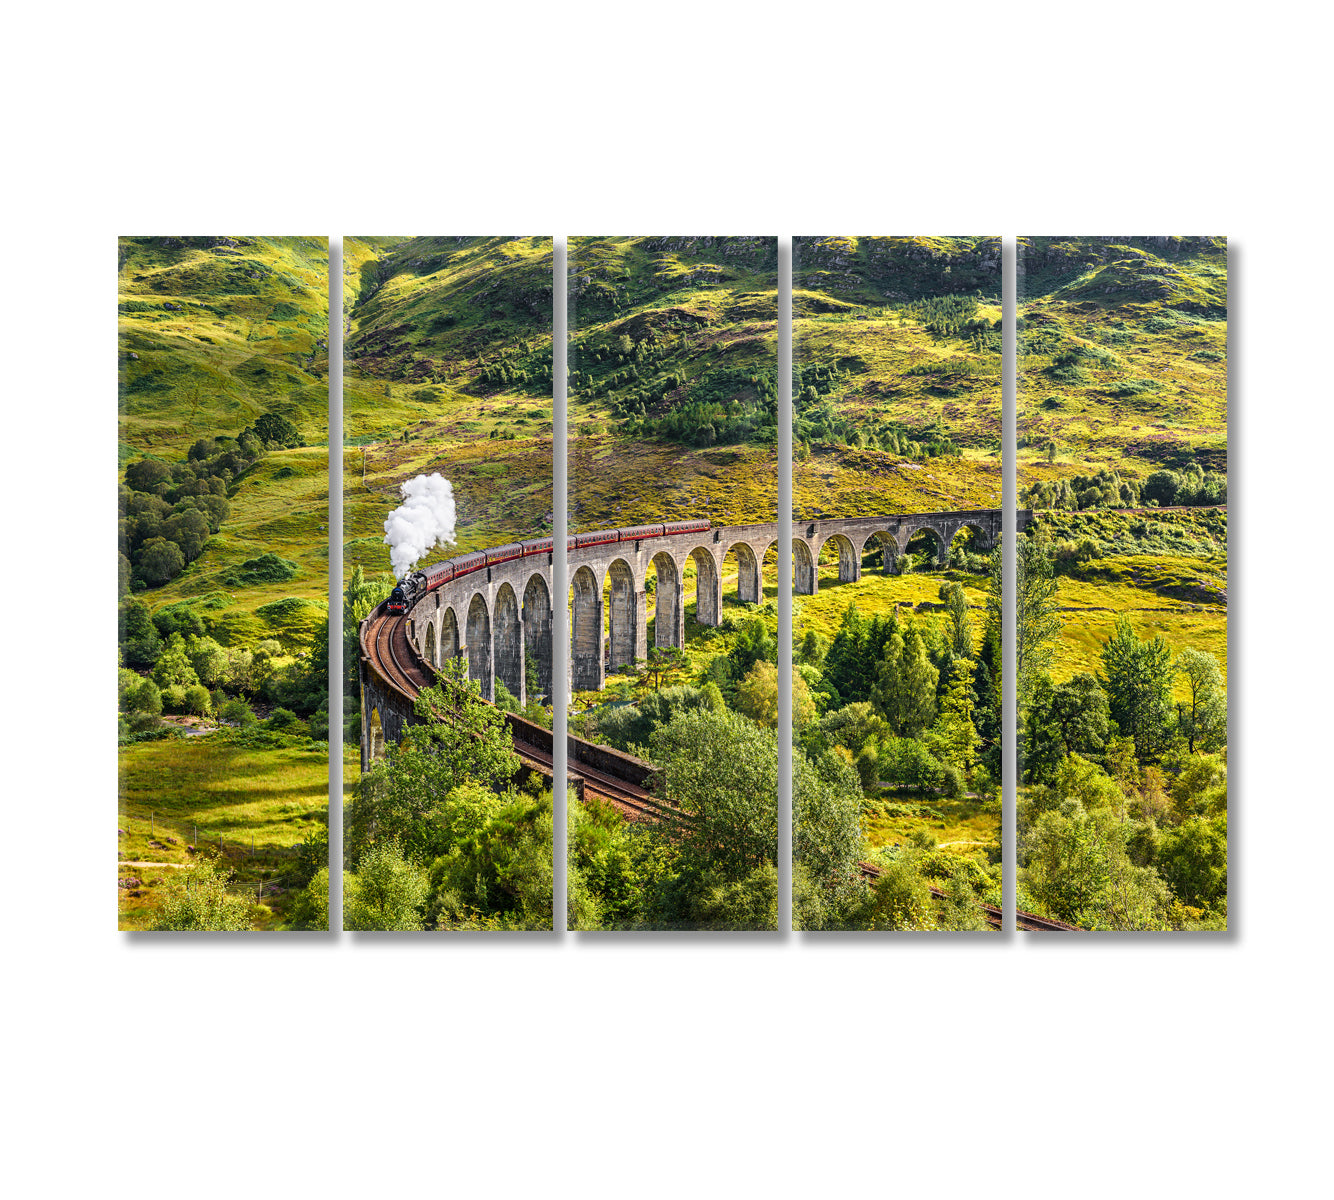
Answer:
[793,235,1002,517]
[342,237,555,575]
[119,236,331,647]
[1018,236,1227,484]
[569,236,779,531]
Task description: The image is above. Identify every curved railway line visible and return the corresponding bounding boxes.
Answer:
[361,604,666,823]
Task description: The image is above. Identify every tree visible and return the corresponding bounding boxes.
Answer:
[125,458,172,494]
[928,658,981,776]
[1100,616,1175,761]
[735,660,814,728]
[1158,815,1227,909]
[252,411,302,448]
[939,582,974,658]
[649,708,777,880]
[1175,648,1227,753]
[1021,806,1167,930]
[288,868,331,930]
[186,635,228,688]
[183,684,212,717]
[343,842,428,931]
[152,862,254,931]
[793,746,863,884]
[152,633,201,690]
[162,509,210,561]
[135,537,185,587]
[119,598,161,666]
[1024,672,1112,781]
[346,657,519,866]
[873,620,938,737]
[1012,536,1062,708]
[1142,469,1180,507]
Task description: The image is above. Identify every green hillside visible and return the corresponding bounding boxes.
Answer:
[793,235,1002,518]
[569,236,779,531]
[342,236,554,573]
[1018,235,1227,488]
[117,236,330,647]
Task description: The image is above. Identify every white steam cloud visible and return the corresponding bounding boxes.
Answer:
[383,473,457,579]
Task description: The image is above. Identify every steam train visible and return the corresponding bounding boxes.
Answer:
[385,519,712,615]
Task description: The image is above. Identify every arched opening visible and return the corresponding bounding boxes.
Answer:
[493,583,523,706]
[649,551,682,649]
[904,526,945,571]
[465,592,493,701]
[760,541,781,600]
[817,533,859,586]
[570,565,603,694]
[861,531,900,575]
[792,538,817,595]
[440,606,460,660]
[948,523,988,570]
[522,573,553,703]
[423,621,437,668]
[604,558,641,674]
[689,547,720,628]
[368,706,385,762]
[726,541,761,605]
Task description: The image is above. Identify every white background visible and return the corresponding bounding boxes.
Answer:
[4,4,1329,1197]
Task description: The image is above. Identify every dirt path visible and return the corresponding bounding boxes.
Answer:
[119,861,191,869]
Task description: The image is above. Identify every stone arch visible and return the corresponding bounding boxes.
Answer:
[368,706,385,763]
[903,525,946,569]
[726,541,761,604]
[760,540,783,600]
[689,546,721,628]
[817,533,860,585]
[423,621,437,668]
[570,564,603,693]
[493,582,523,706]
[522,573,553,702]
[440,606,460,659]
[465,591,493,701]
[793,537,817,595]
[605,558,643,673]
[947,521,989,566]
[649,551,683,649]
[861,530,901,574]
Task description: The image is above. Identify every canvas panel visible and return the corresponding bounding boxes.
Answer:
[117,235,331,931]
[342,237,556,932]
[791,236,1004,931]
[1016,236,1228,932]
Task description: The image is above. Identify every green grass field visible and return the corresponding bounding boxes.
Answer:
[117,731,329,930]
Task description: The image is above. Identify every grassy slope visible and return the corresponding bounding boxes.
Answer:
[118,236,331,648]
[342,236,555,574]
[794,236,1002,517]
[1018,235,1227,482]
[1018,238,1228,694]
[569,236,779,530]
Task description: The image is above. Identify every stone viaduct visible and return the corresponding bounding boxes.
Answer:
[359,509,1025,770]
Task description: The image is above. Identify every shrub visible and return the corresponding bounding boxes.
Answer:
[183,684,212,717]
[266,706,297,730]
[220,697,257,726]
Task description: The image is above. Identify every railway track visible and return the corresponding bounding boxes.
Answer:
[362,604,665,822]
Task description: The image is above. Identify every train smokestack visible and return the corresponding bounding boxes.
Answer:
[383,473,457,579]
